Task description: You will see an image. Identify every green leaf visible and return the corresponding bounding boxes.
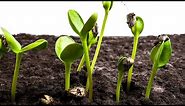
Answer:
[60,43,83,63]
[80,13,98,39]
[21,39,48,53]
[102,1,113,11]
[131,16,144,37]
[68,9,84,36]
[150,40,172,68]
[1,27,21,53]
[55,36,83,63]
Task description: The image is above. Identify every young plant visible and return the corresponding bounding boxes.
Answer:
[145,34,172,99]
[126,13,144,92]
[86,1,113,94]
[68,9,98,102]
[55,35,83,91]
[116,56,134,103]
[1,27,48,102]
[90,1,113,72]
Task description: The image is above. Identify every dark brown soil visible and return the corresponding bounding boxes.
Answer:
[0,33,184,105]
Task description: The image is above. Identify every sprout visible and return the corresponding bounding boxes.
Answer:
[55,35,83,91]
[68,9,98,102]
[126,13,144,92]
[85,1,113,95]
[145,34,172,99]
[1,27,48,102]
[116,56,134,103]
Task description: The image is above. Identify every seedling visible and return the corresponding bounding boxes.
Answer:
[86,1,113,95]
[1,27,48,102]
[90,1,113,72]
[55,35,83,91]
[116,56,134,103]
[68,9,98,102]
[126,13,144,92]
[145,34,172,99]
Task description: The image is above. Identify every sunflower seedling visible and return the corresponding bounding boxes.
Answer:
[145,34,172,99]
[68,9,98,102]
[1,27,48,102]
[90,1,113,73]
[85,1,113,97]
[116,56,134,103]
[126,13,144,92]
[55,35,83,91]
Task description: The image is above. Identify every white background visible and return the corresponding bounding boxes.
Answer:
[0,1,185,36]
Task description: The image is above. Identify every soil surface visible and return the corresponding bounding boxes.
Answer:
[0,33,184,105]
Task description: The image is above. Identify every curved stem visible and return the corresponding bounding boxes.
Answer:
[82,39,93,102]
[11,53,22,102]
[116,70,124,103]
[145,41,164,99]
[145,62,158,99]
[86,10,109,92]
[127,35,139,92]
[90,10,109,72]
[64,62,72,91]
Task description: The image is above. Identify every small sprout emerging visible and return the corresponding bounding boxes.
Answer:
[145,34,172,99]
[55,36,83,91]
[126,13,144,92]
[68,86,86,98]
[116,56,134,103]
[118,57,134,72]
[1,27,48,102]
[40,95,54,105]
[68,9,98,102]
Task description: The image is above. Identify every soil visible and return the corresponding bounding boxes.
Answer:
[0,33,184,105]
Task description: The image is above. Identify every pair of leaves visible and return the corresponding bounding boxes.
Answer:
[150,37,172,68]
[131,16,144,36]
[55,36,83,63]
[68,10,98,40]
[1,27,48,54]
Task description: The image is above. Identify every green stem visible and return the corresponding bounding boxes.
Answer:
[86,10,109,92]
[145,62,158,99]
[90,10,109,72]
[77,44,91,72]
[127,34,139,92]
[116,70,124,103]
[82,39,93,102]
[11,53,22,102]
[64,62,72,91]
[145,41,164,99]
